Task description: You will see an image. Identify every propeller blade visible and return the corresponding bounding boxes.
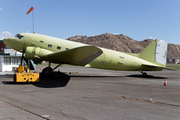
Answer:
[20,43,25,65]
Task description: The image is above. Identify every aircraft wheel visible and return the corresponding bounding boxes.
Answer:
[42,67,53,77]
[142,72,147,76]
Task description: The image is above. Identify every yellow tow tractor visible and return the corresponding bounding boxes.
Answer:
[13,64,39,83]
[13,44,39,83]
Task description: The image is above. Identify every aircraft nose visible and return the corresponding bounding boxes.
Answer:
[3,38,9,45]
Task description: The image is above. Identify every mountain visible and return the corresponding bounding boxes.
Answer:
[67,33,180,58]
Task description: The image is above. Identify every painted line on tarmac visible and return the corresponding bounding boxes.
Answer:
[0,99,49,120]
[65,87,180,108]
[99,81,180,91]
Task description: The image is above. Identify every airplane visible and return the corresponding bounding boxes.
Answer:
[3,33,172,77]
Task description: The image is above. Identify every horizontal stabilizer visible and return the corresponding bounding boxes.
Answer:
[42,46,103,66]
[142,64,175,71]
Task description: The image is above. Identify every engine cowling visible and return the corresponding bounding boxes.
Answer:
[25,46,52,61]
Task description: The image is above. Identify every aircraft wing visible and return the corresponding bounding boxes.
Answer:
[142,63,175,71]
[42,46,103,66]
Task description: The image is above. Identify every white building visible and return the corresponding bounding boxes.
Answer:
[0,49,23,72]
[0,54,22,72]
[0,40,35,72]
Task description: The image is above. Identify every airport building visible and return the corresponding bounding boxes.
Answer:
[0,40,23,72]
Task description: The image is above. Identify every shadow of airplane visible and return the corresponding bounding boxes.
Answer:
[2,72,70,88]
[69,73,168,79]
[2,72,167,88]
[34,72,71,88]
[69,75,123,78]
[126,74,168,79]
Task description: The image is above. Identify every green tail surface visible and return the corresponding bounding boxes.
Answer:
[139,40,167,66]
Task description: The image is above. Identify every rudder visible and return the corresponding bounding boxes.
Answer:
[139,40,167,65]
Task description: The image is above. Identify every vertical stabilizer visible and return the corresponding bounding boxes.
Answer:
[139,40,167,65]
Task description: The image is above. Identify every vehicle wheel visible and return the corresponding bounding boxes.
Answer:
[42,67,53,77]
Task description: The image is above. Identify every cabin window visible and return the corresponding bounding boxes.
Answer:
[40,41,44,43]
[48,44,52,48]
[66,48,69,50]
[57,46,61,50]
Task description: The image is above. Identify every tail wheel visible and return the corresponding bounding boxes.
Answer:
[42,67,53,77]
[139,70,147,76]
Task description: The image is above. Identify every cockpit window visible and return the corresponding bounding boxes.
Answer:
[15,34,20,38]
[19,36,23,39]
[14,34,23,39]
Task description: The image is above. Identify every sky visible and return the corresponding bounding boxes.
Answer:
[0,0,180,45]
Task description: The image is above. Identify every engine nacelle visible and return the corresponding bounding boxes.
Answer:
[25,47,53,61]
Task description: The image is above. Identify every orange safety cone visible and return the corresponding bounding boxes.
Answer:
[36,67,38,70]
[164,79,167,86]
[40,67,42,70]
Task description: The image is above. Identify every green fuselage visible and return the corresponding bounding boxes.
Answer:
[3,33,164,71]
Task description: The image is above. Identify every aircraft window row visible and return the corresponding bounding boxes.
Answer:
[48,44,52,48]
[47,44,64,50]
[40,41,44,43]
[66,48,69,50]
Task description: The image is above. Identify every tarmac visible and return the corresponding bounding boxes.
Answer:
[0,66,180,120]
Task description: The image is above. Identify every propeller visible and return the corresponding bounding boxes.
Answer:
[20,43,25,65]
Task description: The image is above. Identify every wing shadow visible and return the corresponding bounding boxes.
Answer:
[33,72,70,88]
[126,74,168,79]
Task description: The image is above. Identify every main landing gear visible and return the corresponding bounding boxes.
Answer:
[42,62,61,77]
[139,70,147,76]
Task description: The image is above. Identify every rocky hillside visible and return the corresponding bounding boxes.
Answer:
[67,33,180,58]
[167,43,180,57]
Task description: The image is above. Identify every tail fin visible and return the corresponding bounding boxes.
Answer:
[139,40,167,65]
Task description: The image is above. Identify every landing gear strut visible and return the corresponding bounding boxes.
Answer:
[42,67,53,77]
[139,70,147,76]
[41,62,61,77]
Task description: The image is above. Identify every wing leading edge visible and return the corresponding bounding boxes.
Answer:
[42,46,103,66]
